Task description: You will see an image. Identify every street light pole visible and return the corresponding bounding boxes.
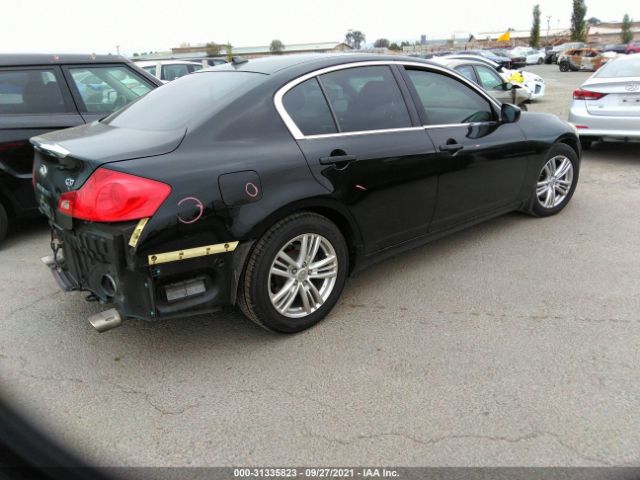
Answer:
[546,16,552,45]
[116,45,120,55]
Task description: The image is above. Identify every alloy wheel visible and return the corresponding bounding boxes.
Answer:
[268,233,339,318]
[537,155,574,208]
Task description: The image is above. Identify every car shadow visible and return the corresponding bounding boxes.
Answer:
[584,142,640,165]
[0,216,49,251]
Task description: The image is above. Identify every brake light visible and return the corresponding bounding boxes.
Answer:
[573,89,607,100]
[58,168,171,222]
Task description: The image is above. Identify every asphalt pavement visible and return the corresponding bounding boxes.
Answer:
[1,65,639,467]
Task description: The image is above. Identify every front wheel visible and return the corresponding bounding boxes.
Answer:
[239,212,348,333]
[537,58,544,64]
[559,62,570,72]
[524,143,579,217]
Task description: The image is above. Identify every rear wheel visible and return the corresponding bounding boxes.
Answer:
[537,57,544,64]
[559,61,570,72]
[0,202,8,243]
[524,143,579,217]
[239,212,348,333]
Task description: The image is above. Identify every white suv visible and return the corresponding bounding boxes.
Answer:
[135,60,205,82]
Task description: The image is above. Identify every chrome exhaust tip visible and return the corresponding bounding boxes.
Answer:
[88,308,122,333]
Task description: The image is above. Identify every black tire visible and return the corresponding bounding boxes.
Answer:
[537,58,544,64]
[520,102,529,112]
[524,143,580,217]
[559,62,570,72]
[239,212,348,333]
[0,202,8,243]
[580,139,593,150]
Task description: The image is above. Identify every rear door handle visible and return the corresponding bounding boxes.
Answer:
[439,143,464,154]
[319,154,358,165]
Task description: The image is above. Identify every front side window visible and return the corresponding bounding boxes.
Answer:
[319,66,411,133]
[475,66,503,90]
[282,78,337,136]
[0,69,66,114]
[68,65,153,113]
[142,65,157,76]
[405,68,494,125]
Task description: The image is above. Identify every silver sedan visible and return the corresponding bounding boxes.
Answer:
[569,54,640,147]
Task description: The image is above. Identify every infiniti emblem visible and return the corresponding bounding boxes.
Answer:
[625,83,640,92]
[65,177,75,188]
[38,164,47,176]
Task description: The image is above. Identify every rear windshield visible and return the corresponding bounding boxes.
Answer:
[595,57,640,78]
[103,71,264,130]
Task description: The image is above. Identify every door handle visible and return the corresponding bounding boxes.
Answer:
[319,154,358,165]
[439,143,464,154]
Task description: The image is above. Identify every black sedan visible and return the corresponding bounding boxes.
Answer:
[32,54,581,333]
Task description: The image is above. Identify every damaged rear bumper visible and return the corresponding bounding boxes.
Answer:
[43,222,252,322]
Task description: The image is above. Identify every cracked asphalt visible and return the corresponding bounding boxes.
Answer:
[1,65,640,467]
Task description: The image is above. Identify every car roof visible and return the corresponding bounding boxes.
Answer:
[0,53,132,66]
[203,53,435,75]
[134,60,202,66]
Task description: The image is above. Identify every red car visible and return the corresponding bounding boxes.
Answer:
[626,42,640,54]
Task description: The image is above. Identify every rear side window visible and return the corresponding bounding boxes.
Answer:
[319,66,411,133]
[68,65,153,113]
[162,64,190,81]
[0,69,66,114]
[455,65,476,82]
[104,71,264,131]
[405,69,494,125]
[282,78,337,136]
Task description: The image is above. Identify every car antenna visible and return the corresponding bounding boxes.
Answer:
[232,56,248,65]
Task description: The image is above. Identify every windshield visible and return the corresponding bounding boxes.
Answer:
[103,71,264,130]
[595,57,640,78]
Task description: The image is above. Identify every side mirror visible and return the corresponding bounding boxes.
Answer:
[502,82,515,91]
[501,103,522,123]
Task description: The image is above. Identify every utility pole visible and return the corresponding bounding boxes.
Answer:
[116,45,120,55]
[546,16,552,45]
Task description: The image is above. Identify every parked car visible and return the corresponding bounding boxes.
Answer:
[442,54,546,100]
[511,47,545,65]
[134,60,205,82]
[568,53,640,148]
[434,58,530,109]
[545,42,585,64]
[454,50,511,68]
[626,42,640,54]
[558,48,611,71]
[0,54,161,242]
[603,44,629,54]
[33,54,580,333]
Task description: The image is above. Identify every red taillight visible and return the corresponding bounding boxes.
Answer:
[58,168,171,222]
[573,89,607,100]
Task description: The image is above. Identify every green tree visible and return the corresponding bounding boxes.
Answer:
[132,52,139,57]
[270,39,285,54]
[206,42,221,56]
[530,5,541,48]
[400,41,411,48]
[225,43,233,62]
[389,42,401,51]
[570,0,588,42]
[345,30,366,49]
[373,38,390,48]
[587,17,601,25]
[621,14,633,43]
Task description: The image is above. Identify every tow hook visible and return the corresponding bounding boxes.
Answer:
[88,308,123,333]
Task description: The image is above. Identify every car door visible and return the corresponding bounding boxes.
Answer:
[279,64,439,254]
[400,65,531,232]
[62,64,155,123]
[0,65,84,215]
[474,65,513,104]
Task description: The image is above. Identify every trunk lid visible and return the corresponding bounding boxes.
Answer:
[31,121,185,228]
[583,78,640,117]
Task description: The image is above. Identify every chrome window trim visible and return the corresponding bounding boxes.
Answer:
[273,60,502,140]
